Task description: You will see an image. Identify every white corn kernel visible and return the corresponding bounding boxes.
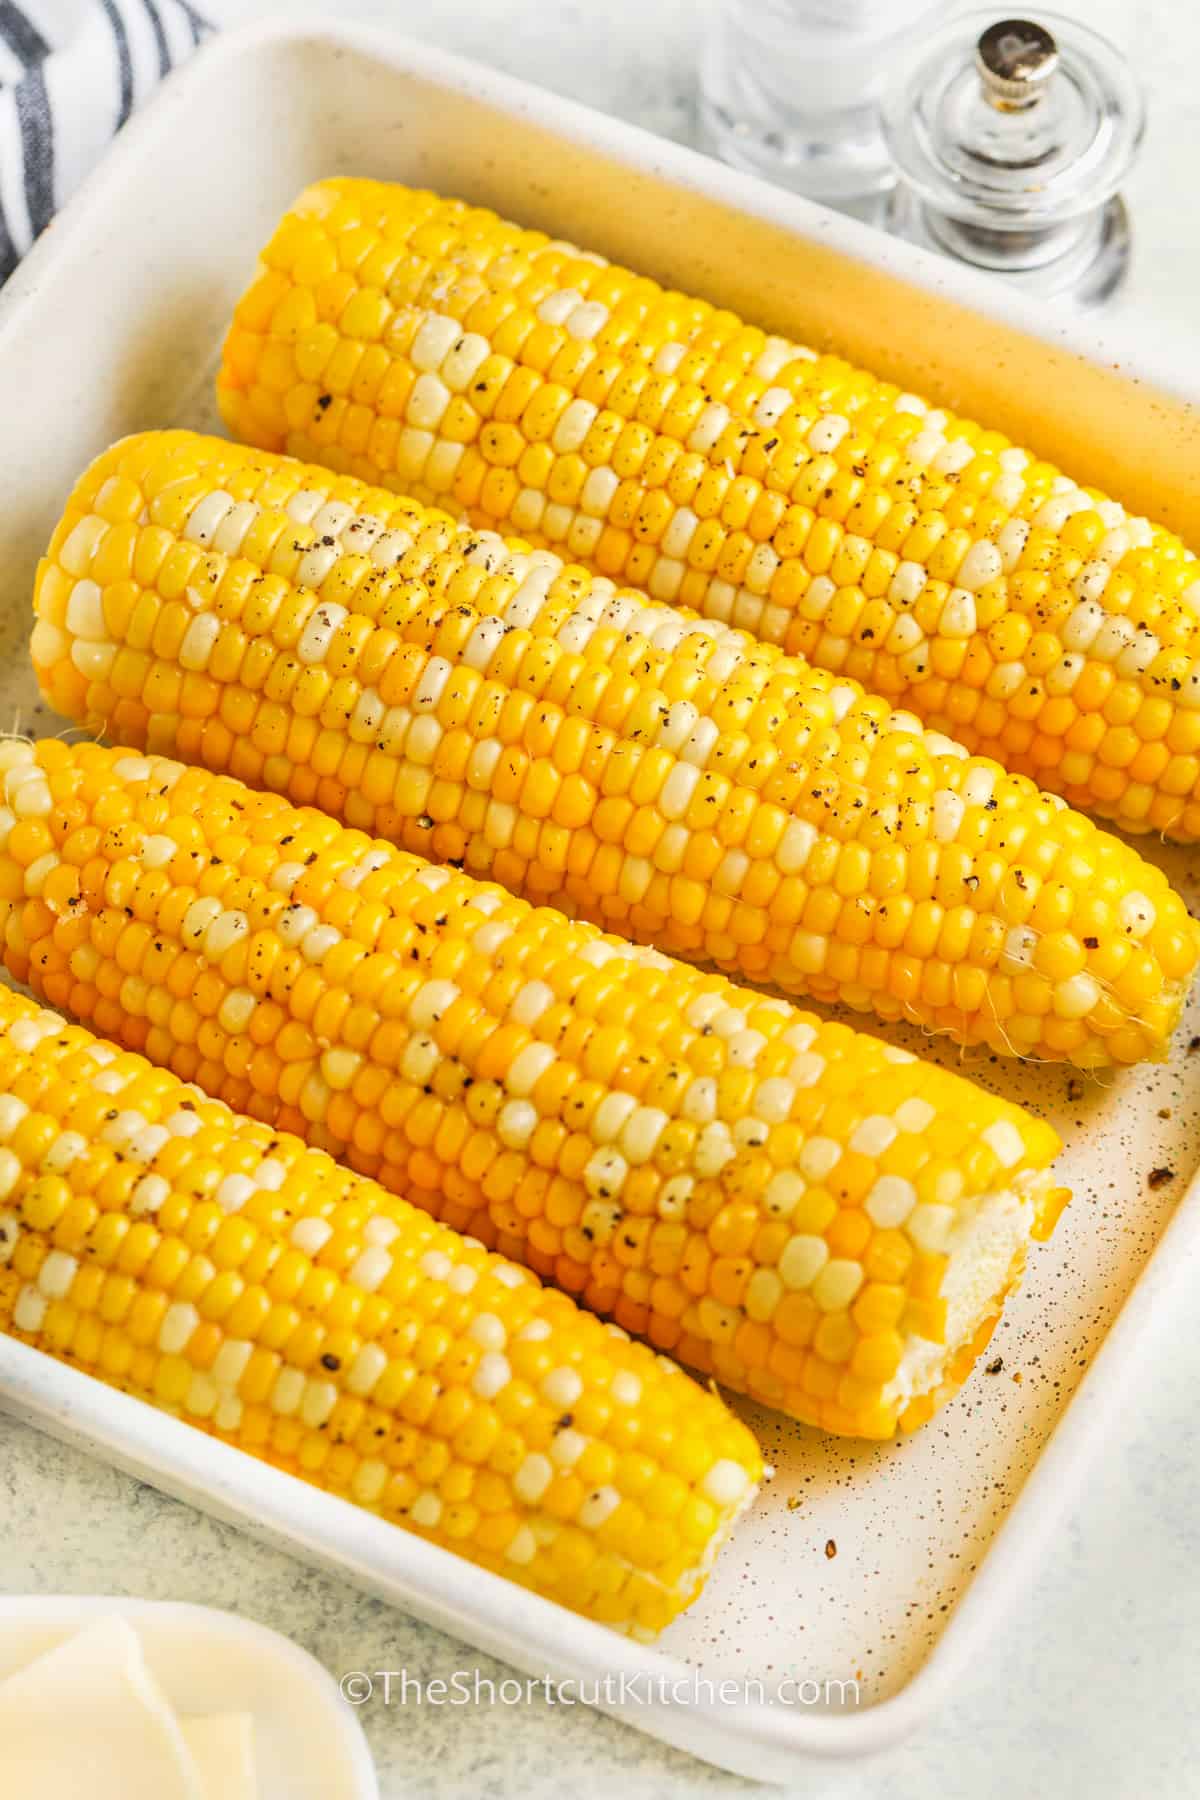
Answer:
[778,1234,829,1289]
[865,1175,917,1228]
[700,1459,751,1506]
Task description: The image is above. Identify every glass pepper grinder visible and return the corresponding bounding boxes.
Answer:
[697,0,947,222]
[882,12,1145,305]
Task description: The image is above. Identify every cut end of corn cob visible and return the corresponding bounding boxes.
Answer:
[0,737,1065,1437]
[0,981,762,1634]
[217,177,1200,841]
[34,429,1200,1067]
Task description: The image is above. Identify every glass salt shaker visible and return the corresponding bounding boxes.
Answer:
[882,13,1145,305]
[697,0,947,221]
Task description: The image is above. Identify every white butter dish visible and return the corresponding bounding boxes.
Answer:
[0,1596,378,1800]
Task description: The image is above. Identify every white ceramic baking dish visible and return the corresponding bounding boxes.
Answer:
[0,17,1196,1783]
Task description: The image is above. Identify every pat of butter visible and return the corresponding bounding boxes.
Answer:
[183,1712,259,1800]
[0,1615,203,1798]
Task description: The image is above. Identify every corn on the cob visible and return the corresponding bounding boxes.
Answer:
[0,981,761,1633]
[216,178,1200,842]
[35,431,1200,1067]
[0,739,1065,1437]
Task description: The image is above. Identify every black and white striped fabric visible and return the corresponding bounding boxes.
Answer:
[0,0,210,284]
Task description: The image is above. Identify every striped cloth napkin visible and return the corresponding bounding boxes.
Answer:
[0,0,210,284]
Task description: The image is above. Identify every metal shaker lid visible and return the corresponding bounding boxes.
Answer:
[883,9,1143,232]
[974,19,1059,108]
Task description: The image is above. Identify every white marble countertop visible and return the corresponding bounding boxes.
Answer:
[3,3,1199,1796]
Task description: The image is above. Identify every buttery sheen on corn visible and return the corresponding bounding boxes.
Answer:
[217,178,1200,841]
[0,983,762,1633]
[0,740,1066,1437]
[34,431,1200,1068]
